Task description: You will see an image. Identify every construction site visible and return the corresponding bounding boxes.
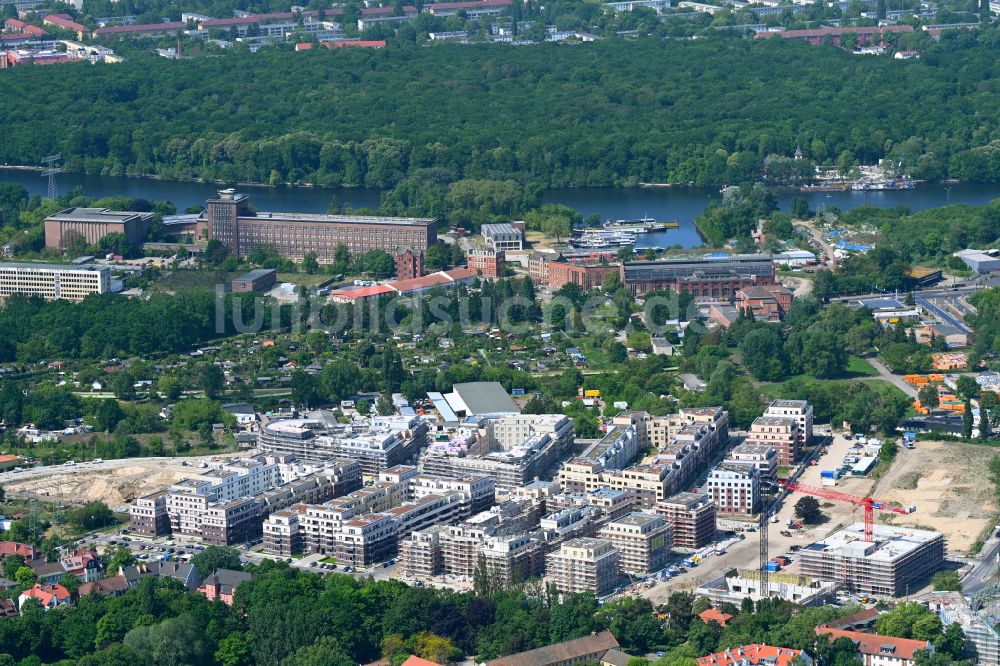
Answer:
[797,523,946,597]
[871,439,998,554]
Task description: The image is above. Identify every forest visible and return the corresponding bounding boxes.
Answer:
[5,31,1000,188]
[0,560,966,666]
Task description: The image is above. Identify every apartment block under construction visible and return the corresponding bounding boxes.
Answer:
[546,537,621,596]
[655,492,717,549]
[797,523,945,597]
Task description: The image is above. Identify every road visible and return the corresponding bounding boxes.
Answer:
[794,221,834,264]
[963,534,1000,595]
[914,293,973,335]
[866,357,918,398]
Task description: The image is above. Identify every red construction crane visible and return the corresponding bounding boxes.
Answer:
[779,480,914,542]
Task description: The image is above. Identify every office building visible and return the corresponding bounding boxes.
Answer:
[656,492,716,549]
[481,222,523,251]
[797,524,945,597]
[205,189,436,262]
[706,463,760,515]
[0,263,111,302]
[621,255,776,298]
[545,537,620,596]
[746,416,799,467]
[597,513,671,575]
[44,207,153,251]
[765,399,813,446]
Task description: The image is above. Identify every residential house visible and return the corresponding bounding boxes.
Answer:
[79,575,129,597]
[18,583,71,610]
[814,628,929,666]
[121,561,199,591]
[696,644,811,666]
[0,599,17,618]
[486,630,621,666]
[198,568,252,606]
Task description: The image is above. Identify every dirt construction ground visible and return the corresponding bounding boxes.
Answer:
[0,456,229,508]
[871,440,998,554]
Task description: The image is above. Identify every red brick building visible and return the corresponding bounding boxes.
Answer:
[755,24,912,46]
[621,256,775,298]
[395,247,425,280]
[547,261,618,290]
[467,247,504,279]
[736,285,793,321]
[205,189,436,263]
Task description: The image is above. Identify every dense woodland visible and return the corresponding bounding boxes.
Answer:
[0,561,968,666]
[5,32,1000,188]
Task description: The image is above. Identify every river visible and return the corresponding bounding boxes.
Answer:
[3,168,999,249]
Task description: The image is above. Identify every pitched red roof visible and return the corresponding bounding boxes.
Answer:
[328,284,395,301]
[815,628,928,661]
[93,21,186,35]
[486,630,620,666]
[21,583,70,607]
[42,14,88,33]
[427,0,511,11]
[699,608,734,625]
[757,25,913,38]
[323,40,387,48]
[696,644,805,666]
[401,657,441,666]
[295,42,313,50]
[0,541,37,560]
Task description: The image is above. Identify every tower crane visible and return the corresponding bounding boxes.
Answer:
[778,480,914,542]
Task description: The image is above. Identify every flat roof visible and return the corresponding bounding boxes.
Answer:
[608,512,662,527]
[0,262,108,272]
[447,382,520,416]
[234,268,277,281]
[236,211,434,227]
[809,523,942,562]
[46,207,152,223]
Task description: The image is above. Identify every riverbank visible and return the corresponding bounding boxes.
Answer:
[4,167,1000,251]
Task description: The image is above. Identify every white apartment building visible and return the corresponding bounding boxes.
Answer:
[706,463,760,515]
[765,399,813,446]
[0,263,111,302]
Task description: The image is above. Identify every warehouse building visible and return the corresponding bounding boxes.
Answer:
[621,255,775,298]
[231,268,277,293]
[798,524,945,597]
[955,249,1000,274]
[44,207,153,251]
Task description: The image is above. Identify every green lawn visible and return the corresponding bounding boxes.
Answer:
[276,273,331,287]
[153,269,236,293]
[845,355,879,377]
[760,377,908,402]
